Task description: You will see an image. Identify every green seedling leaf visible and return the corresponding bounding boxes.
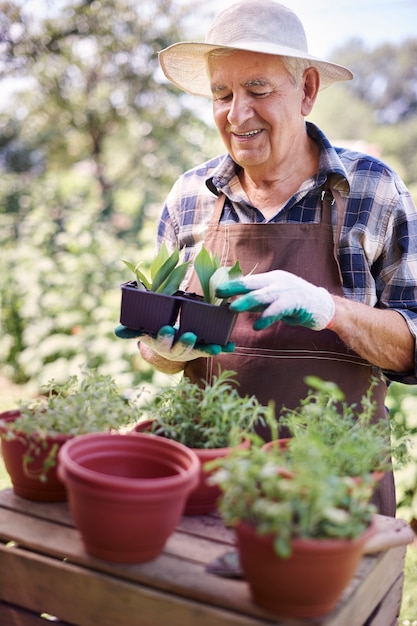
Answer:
[194,247,220,303]
[210,261,243,304]
[229,260,243,280]
[150,242,171,282]
[122,260,149,290]
[152,248,180,291]
[209,267,232,305]
[157,262,190,294]
[122,243,187,294]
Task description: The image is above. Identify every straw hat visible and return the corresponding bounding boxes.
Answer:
[159,0,353,97]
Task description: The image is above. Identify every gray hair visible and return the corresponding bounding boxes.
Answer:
[208,48,312,88]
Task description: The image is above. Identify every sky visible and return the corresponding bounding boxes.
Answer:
[13,0,417,59]
[201,0,417,58]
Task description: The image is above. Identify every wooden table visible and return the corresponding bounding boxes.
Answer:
[0,488,410,626]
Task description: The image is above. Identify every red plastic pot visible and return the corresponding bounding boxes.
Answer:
[133,420,249,515]
[235,520,375,618]
[58,431,200,563]
[0,410,69,502]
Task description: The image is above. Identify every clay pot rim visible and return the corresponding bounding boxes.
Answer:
[58,431,200,492]
[237,517,376,552]
[133,419,251,455]
[0,409,71,444]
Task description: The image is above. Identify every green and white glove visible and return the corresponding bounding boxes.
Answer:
[114,324,235,362]
[216,270,335,331]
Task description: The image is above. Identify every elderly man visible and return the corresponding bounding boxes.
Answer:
[117,0,417,518]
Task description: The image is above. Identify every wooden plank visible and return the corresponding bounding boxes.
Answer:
[322,545,406,626]
[0,488,408,626]
[0,546,284,626]
[0,505,383,624]
[364,575,404,626]
[0,601,71,626]
[0,532,274,623]
[0,489,71,526]
[0,488,236,546]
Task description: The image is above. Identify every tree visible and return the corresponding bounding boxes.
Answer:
[0,0,220,387]
[0,0,219,232]
[331,38,417,125]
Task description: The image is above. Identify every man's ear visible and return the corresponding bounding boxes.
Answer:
[301,67,320,116]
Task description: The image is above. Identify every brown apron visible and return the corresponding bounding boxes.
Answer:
[184,190,396,516]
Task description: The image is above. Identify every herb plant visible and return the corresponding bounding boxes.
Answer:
[122,242,190,295]
[0,369,141,481]
[278,376,393,476]
[208,377,394,558]
[209,442,376,559]
[140,369,275,449]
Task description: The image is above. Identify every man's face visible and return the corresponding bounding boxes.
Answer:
[209,51,310,175]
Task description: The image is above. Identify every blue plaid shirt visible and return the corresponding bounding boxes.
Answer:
[158,122,417,383]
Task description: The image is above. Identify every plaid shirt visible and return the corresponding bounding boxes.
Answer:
[158,122,417,383]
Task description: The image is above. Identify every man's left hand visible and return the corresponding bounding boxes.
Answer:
[216,270,335,331]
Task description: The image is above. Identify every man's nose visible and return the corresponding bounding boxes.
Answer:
[227,95,251,126]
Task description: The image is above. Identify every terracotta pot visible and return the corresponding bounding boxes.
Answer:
[185,443,249,515]
[0,410,69,502]
[133,420,248,515]
[261,438,291,452]
[235,520,375,618]
[57,432,200,563]
[119,281,181,333]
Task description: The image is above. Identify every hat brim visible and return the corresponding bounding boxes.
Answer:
[159,41,353,97]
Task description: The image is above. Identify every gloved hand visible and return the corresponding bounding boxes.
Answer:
[216,270,335,331]
[114,324,235,362]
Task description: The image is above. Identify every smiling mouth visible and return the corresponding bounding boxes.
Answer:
[232,129,263,138]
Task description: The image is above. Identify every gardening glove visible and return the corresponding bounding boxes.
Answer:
[114,324,235,362]
[216,270,335,331]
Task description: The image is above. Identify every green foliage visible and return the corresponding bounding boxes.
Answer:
[0,177,150,387]
[210,443,376,559]
[0,0,218,388]
[13,369,139,436]
[193,247,243,304]
[386,382,417,516]
[0,368,142,480]
[141,369,275,449]
[209,378,394,557]
[332,38,417,124]
[122,243,190,294]
[278,376,393,477]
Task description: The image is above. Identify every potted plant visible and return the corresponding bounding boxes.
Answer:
[176,246,242,345]
[119,245,243,345]
[209,439,378,619]
[119,242,190,334]
[135,369,275,515]
[0,369,141,502]
[275,376,392,479]
[57,431,200,563]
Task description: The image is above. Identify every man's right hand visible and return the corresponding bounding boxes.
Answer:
[115,324,235,362]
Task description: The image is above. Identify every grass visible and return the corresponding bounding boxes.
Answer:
[0,377,416,621]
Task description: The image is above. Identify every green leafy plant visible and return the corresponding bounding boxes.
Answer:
[140,369,275,449]
[209,442,376,559]
[278,376,393,477]
[0,369,141,481]
[208,377,394,558]
[122,242,190,295]
[193,247,243,305]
